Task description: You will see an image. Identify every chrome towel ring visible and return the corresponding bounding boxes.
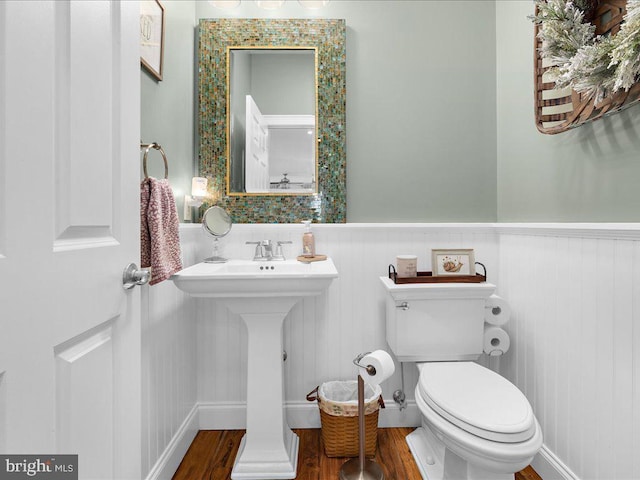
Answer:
[140,142,169,179]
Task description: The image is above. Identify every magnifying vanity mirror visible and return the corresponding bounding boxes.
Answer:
[198,18,346,223]
[202,206,232,263]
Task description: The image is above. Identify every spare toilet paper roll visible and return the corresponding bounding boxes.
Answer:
[484,294,511,326]
[483,325,510,356]
[358,350,396,386]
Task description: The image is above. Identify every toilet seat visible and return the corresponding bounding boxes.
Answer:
[417,362,535,443]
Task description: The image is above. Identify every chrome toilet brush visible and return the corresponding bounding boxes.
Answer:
[339,354,385,480]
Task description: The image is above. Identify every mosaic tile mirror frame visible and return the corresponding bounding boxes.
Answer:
[198,18,346,223]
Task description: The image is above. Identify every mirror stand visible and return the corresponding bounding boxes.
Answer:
[204,238,227,264]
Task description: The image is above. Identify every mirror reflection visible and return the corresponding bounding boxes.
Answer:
[228,47,317,195]
[202,206,232,263]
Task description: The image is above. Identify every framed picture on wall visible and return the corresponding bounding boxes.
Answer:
[431,249,475,276]
[140,0,165,81]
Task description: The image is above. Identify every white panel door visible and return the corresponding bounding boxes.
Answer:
[245,95,270,193]
[0,1,141,479]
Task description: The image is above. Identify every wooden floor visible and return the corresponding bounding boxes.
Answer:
[172,428,542,480]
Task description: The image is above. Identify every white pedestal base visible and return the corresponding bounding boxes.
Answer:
[231,430,299,479]
[224,298,300,480]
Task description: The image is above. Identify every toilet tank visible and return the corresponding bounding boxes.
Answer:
[379,277,496,362]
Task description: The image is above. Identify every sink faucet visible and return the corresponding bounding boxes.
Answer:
[246,240,270,261]
[261,240,274,260]
[246,240,292,261]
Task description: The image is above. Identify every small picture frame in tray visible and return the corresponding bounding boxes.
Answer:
[431,249,475,277]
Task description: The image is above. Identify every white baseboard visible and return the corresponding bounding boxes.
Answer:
[531,445,580,480]
[147,400,421,479]
[197,400,421,430]
[197,401,247,429]
[378,400,421,428]
[147,403,573,480]
[144,404,199,480]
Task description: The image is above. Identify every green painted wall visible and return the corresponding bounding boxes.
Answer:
[142,1,499,222]
[142,1,640,223]
[194,0,497,222]
[497,1,640,222]
[141,0,196,221]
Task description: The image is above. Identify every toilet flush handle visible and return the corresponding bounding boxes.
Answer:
[396,302,409,311]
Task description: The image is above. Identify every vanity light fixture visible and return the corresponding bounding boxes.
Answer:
[254,0,286,9]
[209,0,241,8]
[298,0,330,9]
[184,177,208,222]
[211,0,330,9]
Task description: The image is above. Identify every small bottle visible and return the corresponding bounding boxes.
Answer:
[302,220,316,257]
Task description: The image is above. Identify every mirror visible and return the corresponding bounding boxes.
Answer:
[202,206,232,263]
[198,18,346,223]
[228,47,317,194]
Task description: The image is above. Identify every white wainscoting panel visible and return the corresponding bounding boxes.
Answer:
[194,224,498,428]
[498,227,640,480]
[149,223,640,480]
[142,225,200,479]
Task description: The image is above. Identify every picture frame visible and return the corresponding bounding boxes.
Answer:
[140,0,165,81]
[431,249,476,277]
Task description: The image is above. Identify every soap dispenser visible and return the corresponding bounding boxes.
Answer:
[302,220,315,257]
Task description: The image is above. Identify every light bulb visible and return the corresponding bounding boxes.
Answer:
[209,0,241,9]
[255,0,285,9]
[298,0,330,9]
[191,177,208,198]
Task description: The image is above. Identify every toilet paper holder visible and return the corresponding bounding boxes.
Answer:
[340,353,386,480]
[353,352,377,376]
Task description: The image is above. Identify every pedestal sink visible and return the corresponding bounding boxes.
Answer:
[172,258,338,479]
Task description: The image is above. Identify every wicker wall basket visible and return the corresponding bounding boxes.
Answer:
[534,0,640,134]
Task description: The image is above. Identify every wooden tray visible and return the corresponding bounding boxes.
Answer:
[388,264,486,284]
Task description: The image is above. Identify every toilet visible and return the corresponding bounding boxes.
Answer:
[380,278,542,480]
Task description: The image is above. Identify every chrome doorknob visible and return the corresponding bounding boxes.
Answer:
[122,263,150,290]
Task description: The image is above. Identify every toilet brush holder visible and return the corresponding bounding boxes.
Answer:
[339,357,385,480]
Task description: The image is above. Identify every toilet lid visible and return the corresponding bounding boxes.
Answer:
[418,362,536,443]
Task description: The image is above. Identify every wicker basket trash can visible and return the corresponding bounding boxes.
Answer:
[306,380,384,458]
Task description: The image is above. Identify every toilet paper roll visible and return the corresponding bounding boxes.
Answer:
[483,325,510,356]
[484,294,511,326]
[358,350,396,386]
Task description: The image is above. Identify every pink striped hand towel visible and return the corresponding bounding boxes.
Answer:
[140,177,183,285]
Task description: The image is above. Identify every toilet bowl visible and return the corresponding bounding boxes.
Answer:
[408,362,542,480]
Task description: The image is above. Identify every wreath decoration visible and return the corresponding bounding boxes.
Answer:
[531,0,640,105]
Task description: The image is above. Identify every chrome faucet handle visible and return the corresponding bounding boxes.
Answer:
[272,241,293,261]
[246,241,264,261]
